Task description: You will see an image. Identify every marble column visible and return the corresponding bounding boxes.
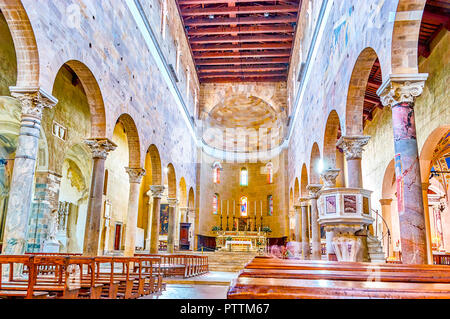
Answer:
[167,198,178,253]
[320,168,341,258]
[293,204,302,242]
[124,167,146,257]
[300,198,310,259]
[379,198,393,259]
[421,182,433,264]
[336,135,370,188]
[82,138,117,256]
[307,184,323,260]
[2,88,58,255]
[149,185,164,254]
[378,74,428,264]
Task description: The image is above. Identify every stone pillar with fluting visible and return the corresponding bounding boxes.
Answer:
[307,184,323,260]
[82,138,117,256]
[2,88,58,255]
[148,185,165,253]
[300,198,310,259]
[320,168,341,259]
[124,167,146,257]
[167,198,178,253]
[378,74,428,264]
[294,204,302,242]
[336,135,370,188]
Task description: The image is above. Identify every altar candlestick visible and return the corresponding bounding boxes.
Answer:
[227,200,229,217]
[221,200,223,216]
[260,200,262,217]
[233,200,235,216]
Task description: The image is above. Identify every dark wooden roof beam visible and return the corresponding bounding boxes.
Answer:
[198,64,288,73]
[199,71,286,78]
[195,57,290,65]
[191,42,293,51]
[187,25,295,36]
[181,5,299,16]
[184,15,298,27]
[194,50,291,58]
[179,0,300,5]
[190,34,293,44]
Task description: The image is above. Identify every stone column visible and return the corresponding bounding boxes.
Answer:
[336,135,370,188]
[379,198,393,259]
[320,168,341,259]
[145,193,153,250]
[2,88,57,255]
[421,182,433,264]
[82,138,117,256]
[300,198,310,259]
[293,204,302,242]
[124,167,146,257]
[378,74,428,264]
[307,184,323,260]
[149,185,164,254]
[167,198,178,253]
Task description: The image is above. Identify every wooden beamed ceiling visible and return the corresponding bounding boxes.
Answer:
[176,0,302,83]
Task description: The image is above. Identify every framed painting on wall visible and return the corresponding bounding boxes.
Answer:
[160,204,169,235]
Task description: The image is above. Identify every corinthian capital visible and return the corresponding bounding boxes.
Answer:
[377,74,428,108]
[84,138,117,159]
[167,198,179,207]
[10,87,58,119]
[320,168,340,189]
[149,185,165,198]
[307,184,322,199]
[336,135,370,160]
[125,167,146,184]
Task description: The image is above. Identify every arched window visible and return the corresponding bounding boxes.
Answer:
[212,162,221,184]
[240,196,248,217]
[212,194,219,215]
[240,168,248,186]
[266,162,273,184]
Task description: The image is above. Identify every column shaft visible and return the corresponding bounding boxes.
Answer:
[294,205,301,242]
[301,203,310,259]
[2,89,57,255]
[310,197,321,260]
[149,185,164,254]
[167,201,177,253]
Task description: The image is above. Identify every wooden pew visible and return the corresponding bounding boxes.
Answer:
[228,276,450,299]
[0,256,48,299]
[5,256,81,299]
[227,257,450,299]
[134,256,164,295]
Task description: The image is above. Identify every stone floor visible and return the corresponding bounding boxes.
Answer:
[142,284,230,299]
[140,271,238,299]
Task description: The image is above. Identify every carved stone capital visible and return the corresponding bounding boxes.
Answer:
[10,87,58,119]
[307,184,322,199]
[377,74,428,108]
[149,185,165,198]
[320,168,341,189]
[125,167,146,184]
[84,138,117,160]
[336,135,371,160]
[299,197,309,207]
[167,198,179,207]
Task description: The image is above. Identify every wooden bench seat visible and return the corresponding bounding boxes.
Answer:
[238,268,450,283]
[0,289,48,299]
[227,277,450,299]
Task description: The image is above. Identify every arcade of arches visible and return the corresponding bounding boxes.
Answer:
[0,0,449,299]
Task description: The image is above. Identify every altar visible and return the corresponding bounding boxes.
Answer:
[215,230,267,252]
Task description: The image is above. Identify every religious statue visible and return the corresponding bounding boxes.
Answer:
[47,209,58,242]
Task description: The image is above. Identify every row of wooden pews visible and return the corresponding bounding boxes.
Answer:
[135,254,208,278]
[0,254,165,299]
[227,256,450,299]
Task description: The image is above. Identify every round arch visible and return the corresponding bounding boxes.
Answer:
[391,0,427,74]
[0,0,39,87]
[115,113,141,169]
[166,163,177,199]
[345,47,379,136]
[300,164,308,197]
[309,143,321,184]
[323,110,342,169]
